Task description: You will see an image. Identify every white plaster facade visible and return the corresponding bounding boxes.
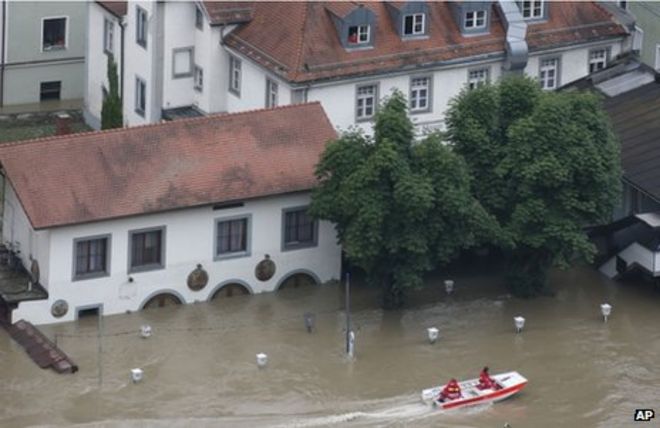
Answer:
[84,1,630,132]
[4,186,341,325]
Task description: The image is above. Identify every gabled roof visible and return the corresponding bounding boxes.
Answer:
[223,1,627,84]
[202,1,254,25]
[0,103,336,230]
[96,1,127,17]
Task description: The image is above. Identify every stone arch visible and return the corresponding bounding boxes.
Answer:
[275,269,321,291]
[139,289,185,310]
[208,279,253,301]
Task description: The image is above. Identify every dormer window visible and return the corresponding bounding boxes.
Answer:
[465,10,487,29]
[348,25,370,45]
[521,0,544,19]
[403,13,425,36]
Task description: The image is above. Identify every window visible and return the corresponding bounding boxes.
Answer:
[103,19,114,54]
[403,13,425,36]
[216,216,250,258]
[468,68,489,89]
[40,81,61,101]
[292,88,308,104]
[283,207,317,250]
[172,47,193,78]
[356,84,377,121]
[129,227,164,272]
[74,236,110,279]
[589,48,608,73]
[521,0,544,19]
[196,5,204,30]
[266,78,278,108]
[194,65,203,92]
[42,17,67,51]
[229,55,241,96]
[618,1,627,10]
[410,76,431,113]
[465,10,487,29]
[348,25,370,45]
[135,76,146,116]
[539,57,559,90]
[136,6,147,48]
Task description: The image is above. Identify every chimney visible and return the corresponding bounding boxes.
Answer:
[55,113,72,136]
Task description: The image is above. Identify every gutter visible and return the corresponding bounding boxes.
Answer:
[0,0,6,108]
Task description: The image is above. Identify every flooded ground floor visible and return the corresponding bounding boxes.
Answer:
[1,265,660,428]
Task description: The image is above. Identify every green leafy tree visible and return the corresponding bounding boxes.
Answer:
[311,91,499,308]
[101,54,122,130]
[446,77,621,296]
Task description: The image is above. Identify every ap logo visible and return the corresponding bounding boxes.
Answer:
[634,409,655,422]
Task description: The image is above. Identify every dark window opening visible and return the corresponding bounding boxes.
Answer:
[196,6,204,29]
[40,81,61,101]
[75,237,108,277]
[217,218,248,255]
[284,208,316,249]
[43,17,66,50]
[130,229,163,270]
[78,307,100,318]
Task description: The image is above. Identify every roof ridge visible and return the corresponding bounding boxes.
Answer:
[0,102,323,149]
[292,2,311,80]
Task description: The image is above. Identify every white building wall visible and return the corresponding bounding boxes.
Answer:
[161,1,195,110]
[123,0,156,127]
[84,3,123,130]
[12,192,342,325]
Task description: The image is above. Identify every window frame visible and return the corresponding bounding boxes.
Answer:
[281,206,318,252]
[72,234,111,281]
[265,77,279,108]
[588,47,609,74]
[464,10,487,29]
[409,75,432,114]
[136,6,148,49]
[467,67,490,90]
[172,46,194,79]
[103,18,114,55]
[402,13,425,36]
[135,76,146,117]
[521,0,544,19]
[41,16,68,52]
[194,65,203,92]
[229,55,241,97]
[539,56,560,90]
[128,226,166,274]
[214,214,252,260]
[291,88,308,104]
[40,81,61,101]
[348,24,370,46]
[355,83,379,122]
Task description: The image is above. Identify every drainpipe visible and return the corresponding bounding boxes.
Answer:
[0,0,6,108]
[120,15,125,122]
[497,0,528,74]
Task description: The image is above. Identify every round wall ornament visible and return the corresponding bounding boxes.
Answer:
[51,300,68,318]
[255,254,276,282]
[187,264,209,291]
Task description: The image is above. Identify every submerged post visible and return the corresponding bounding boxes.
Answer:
[345,273,353,358]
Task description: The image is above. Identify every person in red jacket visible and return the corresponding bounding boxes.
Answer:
[477,366,498,390]
[438,378,462,401]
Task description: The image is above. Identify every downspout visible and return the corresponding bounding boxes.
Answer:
[120,15,125,122]
[0,0,6,108]
[497,0,528,74]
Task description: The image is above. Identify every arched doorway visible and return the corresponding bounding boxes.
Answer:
[278,272,318,291]
[142,292,183,310]
[210,282,251,300]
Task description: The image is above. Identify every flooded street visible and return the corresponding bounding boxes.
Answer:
[2,265,660,428]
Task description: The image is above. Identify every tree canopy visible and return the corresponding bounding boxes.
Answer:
[311,90,499,308]
[446,76,621,296]
[101,54,122,130]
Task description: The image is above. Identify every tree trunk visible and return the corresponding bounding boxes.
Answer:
[382,273,404,309]
[507,249,553,298]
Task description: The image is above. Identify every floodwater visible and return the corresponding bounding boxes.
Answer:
[1,265,660,428]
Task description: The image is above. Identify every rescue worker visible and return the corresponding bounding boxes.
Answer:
[438,378,462,401]
[477,366,497,390]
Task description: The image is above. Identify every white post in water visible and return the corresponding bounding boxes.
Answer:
[514,316,525,333]
[256,352,268,368]
[600,303,612,322]
[140,325,152,338]
[427,327,439,344]
[444,280,454,295]
[345,273,354,359]
[130,368,143,383]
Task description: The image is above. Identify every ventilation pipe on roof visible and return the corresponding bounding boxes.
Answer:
[497,0,528,74]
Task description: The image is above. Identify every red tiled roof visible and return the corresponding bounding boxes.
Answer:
[96,1,127,17]
[0,103,336,230]
[202,1,254,25]
[224,1,628,84]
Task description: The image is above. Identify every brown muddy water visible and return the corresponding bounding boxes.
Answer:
[1,266,660,428]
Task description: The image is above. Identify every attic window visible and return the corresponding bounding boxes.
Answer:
[465,10,487,29]
[521,0,544,19]
[348,25,370,45]
[403,13,425,36]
